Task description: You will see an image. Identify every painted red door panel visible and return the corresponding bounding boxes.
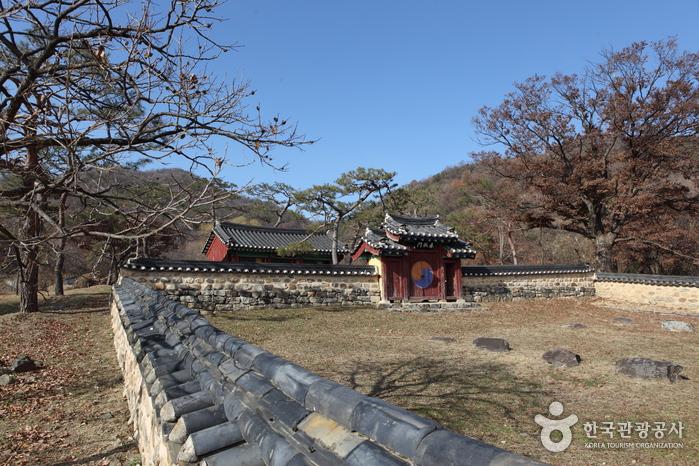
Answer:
[383,259,404,301]
[408,252,443,300]
[444,259,461,299]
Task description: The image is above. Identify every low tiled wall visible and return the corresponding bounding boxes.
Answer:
[122,259,381,312]
[112,277,543,466]
[461,265,595,302]
[595,273,699,313]
[121,259,699,313]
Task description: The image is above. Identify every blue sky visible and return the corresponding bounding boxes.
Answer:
[199,0,699,189]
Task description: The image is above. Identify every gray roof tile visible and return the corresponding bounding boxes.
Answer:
[123,258,377,276]
[355,214,476,258]
[203,222,349,255]
[462,264,593,276]
[383,213,459,239]
[113,278,546,466]
[595,272,699,287]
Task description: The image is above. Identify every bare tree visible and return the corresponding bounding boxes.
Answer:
[474,39,698,271]
[0,0,307,312]
[297,168,396,264]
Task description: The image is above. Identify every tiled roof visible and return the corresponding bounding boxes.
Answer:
[113,278,544,466]
[124,258,377,275]
[202,222,348,255]
[355,214,476,258]
[596,272,699,288]
[462,264,593,276]
[359,228,409,254]
[383,213,459,239]
[446,240,478,258]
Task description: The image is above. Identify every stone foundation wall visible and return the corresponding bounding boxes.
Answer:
[121,264,380,312]
[121,260,699,313]
[112,278,540,466]
[594,273,699,313]
[461,265,595,303]
[111,291,178,465]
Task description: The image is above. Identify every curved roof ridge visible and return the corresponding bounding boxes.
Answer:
[203,222,347,254]
[385,213,440,225]
[218,221,317,235]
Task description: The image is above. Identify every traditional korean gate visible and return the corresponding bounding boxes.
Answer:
[408,253,443,300]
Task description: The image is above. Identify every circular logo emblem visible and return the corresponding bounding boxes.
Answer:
[411,261,434,289]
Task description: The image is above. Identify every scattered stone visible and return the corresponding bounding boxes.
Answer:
[430,336,456,343]
[10,355,39,373]
[473,337,511,352]
[613,317,633,326]
[0,366,11,375]
[110,437,123,448]
[562,323,587,329]
[616,357,685,383]
[99,412,114,420]
[661,321,695,333]
[0,374,16,385]
[542,348,582,368]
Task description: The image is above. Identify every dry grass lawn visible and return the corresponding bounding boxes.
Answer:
[212,298,699,465]
[2,287,695,465]
[0,287,140,466]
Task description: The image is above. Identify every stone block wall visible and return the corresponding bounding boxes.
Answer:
[121,259,699,312]
[461,265,595,303]
[122,259,381,312]
[112,278,541,466]
[595,273,699,313]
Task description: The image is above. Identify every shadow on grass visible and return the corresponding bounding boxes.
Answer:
[0,291,110,317]
[339,356,550,433]
[50,440,137,466]
[214,312,304,324]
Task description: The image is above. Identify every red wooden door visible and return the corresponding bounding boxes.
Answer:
[383,259,405,301]
[444,260,461,300]
[408,253,443,300]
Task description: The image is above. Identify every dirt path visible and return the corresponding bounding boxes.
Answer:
[0,287,140,466]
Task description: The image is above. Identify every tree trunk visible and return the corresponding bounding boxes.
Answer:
[20,246,39,313]
[20,141,40,313]
[497,224,505,264]
[506,228,518,265]
[54,193,68,296]
[330,221,340,265]
[54,252,65,296]
[107,244,122,285]
[594,233,616,272]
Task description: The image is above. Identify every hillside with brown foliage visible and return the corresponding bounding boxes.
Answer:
[357,159,697,275]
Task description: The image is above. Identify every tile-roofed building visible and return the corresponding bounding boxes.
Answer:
[353,214,476,302]
[203,222,347,264]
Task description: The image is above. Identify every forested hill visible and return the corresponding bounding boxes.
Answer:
[377,161,697,275]
[363,162,598,267]
[0,167,309,292]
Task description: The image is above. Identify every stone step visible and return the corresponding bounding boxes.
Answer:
[378,301,480,312]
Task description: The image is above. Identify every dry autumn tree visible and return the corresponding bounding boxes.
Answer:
[474,39,698,271]
[0,0,307,312]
